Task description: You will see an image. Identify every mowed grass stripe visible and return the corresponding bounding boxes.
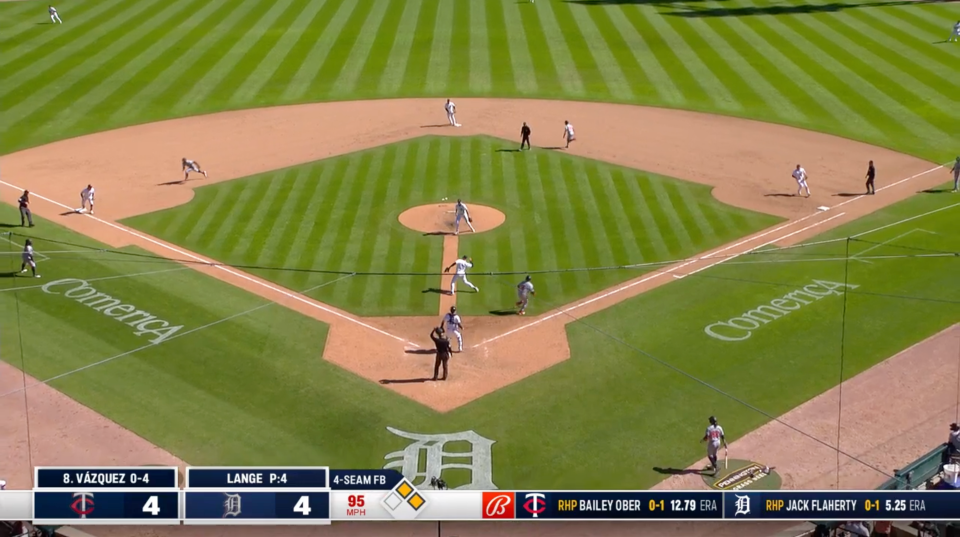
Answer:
[651,179,696,255]
[424,0,454,94]
[261,0,341,100]
[744,14,897,141]
[512,1,556,93]
[539,154,581,294]
[1,0,163,119]
[197,177,270,249]
[597,5,681,104]
[530,0,586,96]
[337,151,388,308]
[221,172,292,258]
[853,8,960,74]
[785,14,949,142]
[521,152,559,275]
[565,158,615,275]
[449,0,471,92]
[281,162,346,289]
[397,0,439,94]
[106,0,258,124]
[484,0,519,95]
[580,5,658,103]
[671,181,714,246]
[632,176,676,259]
[178,181,243,245]
[685,6,805,123]
[331,0,392,97]
[247,167,315,265]
[376,0,423,95]
[281,0,356,100]
[28,0,208,138]
[377,144,413,312]
[229,0,330,104]
[885,3,960,40]
[560,2,633,100]
[362,145,404,308]
[171,0,293,113]
[0,0,129,73]
[351,0,407,97]
[709,9,846,130]
[467,0,491,94]
[310,154,368,274]
[592,166,644,264]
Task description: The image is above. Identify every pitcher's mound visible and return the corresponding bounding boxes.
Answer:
[398,203,505,234]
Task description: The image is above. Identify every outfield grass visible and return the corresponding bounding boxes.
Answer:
[1,0,958,160]
[123,135,781,316]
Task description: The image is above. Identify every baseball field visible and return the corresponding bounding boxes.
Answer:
[1,0,959,518]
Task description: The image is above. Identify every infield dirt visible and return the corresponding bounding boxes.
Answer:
[1,99,954,533]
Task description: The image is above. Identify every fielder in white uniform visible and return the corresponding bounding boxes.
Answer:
[49,5,62,24]
[444,255,479,295]
[701,415,728,475]
[441,306,464,352]
[445,99,460,127]
[792,164,811,197]
[948,21,960,42]
[515,275,535,315]
[77,184,95,214]
[454,199,475,235]
[182,158,208,182]
[562,121,576,149]
[20,239,40,278]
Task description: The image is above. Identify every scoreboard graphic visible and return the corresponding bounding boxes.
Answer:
[1,466,958,524]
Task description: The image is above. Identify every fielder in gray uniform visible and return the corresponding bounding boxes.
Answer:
[701,415,728,475]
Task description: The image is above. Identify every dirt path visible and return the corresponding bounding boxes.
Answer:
[0,99,951,504]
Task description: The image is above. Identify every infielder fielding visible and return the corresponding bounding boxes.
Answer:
[949,20,960,42]
[454,199,475,235]
[20,239,40,278]
[444,255,479,295]
[701,416,728,475]
[182,158,208,182]
[792,164,811,197]
[516,275,535,315]
[48,5,62,23]
[445,99,460,127]
[440,306,464,353]
[77,184,95,214]
[562,120,576,149]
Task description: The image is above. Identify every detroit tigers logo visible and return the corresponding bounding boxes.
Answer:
[383,427,497,490]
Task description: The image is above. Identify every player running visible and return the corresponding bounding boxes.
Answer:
[20,239,40,278]
[701,416,728,476]
[515,275,535,315]
[444,255,479,295]
[792,164,811,197]
[182,158,208,182]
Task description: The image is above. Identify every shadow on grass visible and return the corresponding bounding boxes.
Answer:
[0,223,23,228]
[379,377,434,384]
[490,309,519,316]
[423,231,455,236]
[653,466,707,476]
[422,288,449,295]
[496,149,521,153]
[568,0,958,18]
[0,271,20,278]
[919,188,956,194]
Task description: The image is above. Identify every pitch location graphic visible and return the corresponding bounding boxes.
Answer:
[379,478,428,520]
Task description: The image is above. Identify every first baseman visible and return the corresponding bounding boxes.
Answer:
[792,164,811,197]
[49,5,62,23]
[20,239,40,278]
[77,184,95,214]
[515,275,535,315]
[182,158,208,182]
[445,99,460,127]
[440,306,464,352]
[444,255,479,295]
[701,416,728,475]
[454,199,475,235]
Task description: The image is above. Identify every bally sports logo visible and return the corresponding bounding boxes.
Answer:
[482,492,514,519]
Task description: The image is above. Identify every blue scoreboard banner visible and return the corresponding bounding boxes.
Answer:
[723,491,960,520]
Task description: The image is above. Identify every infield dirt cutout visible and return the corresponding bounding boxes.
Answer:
[1,98,954,520]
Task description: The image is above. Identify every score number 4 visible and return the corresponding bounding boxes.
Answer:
[143,496,160,516]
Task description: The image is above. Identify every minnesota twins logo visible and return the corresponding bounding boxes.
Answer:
[70,492,95,518]
[523,493,546,518]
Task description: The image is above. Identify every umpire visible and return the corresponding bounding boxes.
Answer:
[430,326,452,381]
[18,190,34,227]
[520,122,531,151]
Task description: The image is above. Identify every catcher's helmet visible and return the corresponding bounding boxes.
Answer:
[709,416,718,425]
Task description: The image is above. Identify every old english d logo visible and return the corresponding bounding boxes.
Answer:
[521,493,546,518]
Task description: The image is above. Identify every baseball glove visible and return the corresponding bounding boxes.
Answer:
[468,217,473,223]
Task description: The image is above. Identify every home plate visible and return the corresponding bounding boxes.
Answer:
[817,206,830,211]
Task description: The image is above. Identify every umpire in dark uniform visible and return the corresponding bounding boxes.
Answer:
[18,190,34,227]
[865,160,876,195]
[430,326,452,381]
[520,122,531,151]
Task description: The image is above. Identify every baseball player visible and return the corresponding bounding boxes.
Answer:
[948,20,960,42]
[865,161,876,195]
[445,99,460,127]
[440,306,464,353]
[49,5,62,24]
[20,239,40,278]
[701,416,728,475]
[181,158,208,182]
[515,275,535,315]
[454,199,475,235]
[520,122,532,150]
[562,121,576,149]
[951,156,959,192]
[77,184,95,214]
[444,255,479,295]
[792,164,811,197]
[18,190,34,227]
